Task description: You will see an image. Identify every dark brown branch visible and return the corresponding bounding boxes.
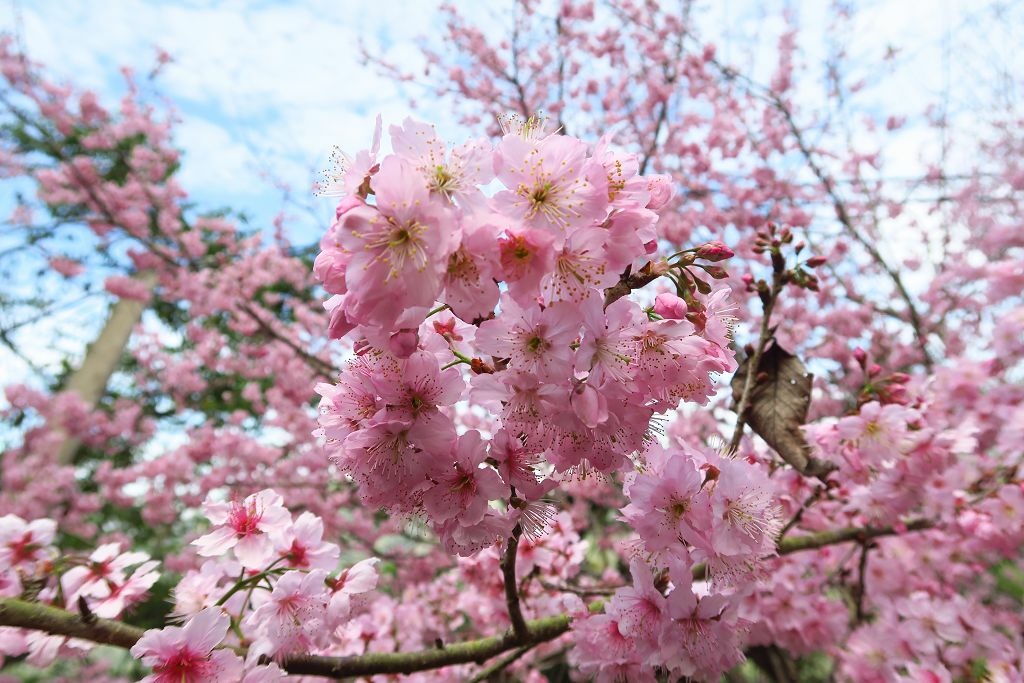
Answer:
[239,303,334,377]
[853,541,871,623]
[777,486,825,540]
[501,523,530,640]
[691,517,934,581]
[602,261,664,309]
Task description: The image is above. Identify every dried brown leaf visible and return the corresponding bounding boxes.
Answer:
[731,340,836,479]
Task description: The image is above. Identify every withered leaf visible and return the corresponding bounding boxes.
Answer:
[731,339,836,479]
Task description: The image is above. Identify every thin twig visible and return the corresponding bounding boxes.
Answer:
[853,541,871,623]
[777,486,825,541]
[468,644,535,683]
[727,263,785,454]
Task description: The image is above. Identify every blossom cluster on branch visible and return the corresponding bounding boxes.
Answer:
[1,1,1023,680]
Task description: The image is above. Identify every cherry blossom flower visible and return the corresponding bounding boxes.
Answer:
[130,607,243,683]
[0,515,56,572]
[245,569,331,659]
[422,430,507,526]
[193,489,291,568]
[493,133,605,237]
[275,511,341,571]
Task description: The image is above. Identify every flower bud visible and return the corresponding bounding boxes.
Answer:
[853,348,868,366]
[806,255,827,268]
[334,194,364,219]
[695,241,734,262]
[326,295,355,340]
[570,382,609,428]
[653,292,688,319]
[388,329,420,358]
[313,249,348,295]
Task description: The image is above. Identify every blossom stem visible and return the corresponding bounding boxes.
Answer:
[501,522,530,641]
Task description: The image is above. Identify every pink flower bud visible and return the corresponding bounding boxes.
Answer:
[570,382,609,429]
[325,295,355,340]
[868,363,883,377]
[313,249,348,295]
[653,293,688,319]
[335,194,364,219]
[387,329,420,358]
[645,174,676,211]
[695,241,734,262]
[806,255,827,268]
[853,348,868,366]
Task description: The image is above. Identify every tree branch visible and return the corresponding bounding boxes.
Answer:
[0,519,936,678]
[502,522,530,640]
[602,261,664,309]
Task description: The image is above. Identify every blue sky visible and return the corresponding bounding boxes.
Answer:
[0,0,1019,387]
[4,0,1018,241]
[6,0,1017,244]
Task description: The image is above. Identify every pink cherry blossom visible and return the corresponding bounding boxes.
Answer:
[130,607,243,683]
[193,489,291,568]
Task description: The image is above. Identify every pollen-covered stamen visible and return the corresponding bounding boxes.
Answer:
[364,429,412,477]
[497,111,552,139]
[544,233,609,303]
[357,215,430,281]
[607,158,626,201]
[667,498,691,521]
[721,489,781,539]
[227,499,264,537]
[447,248,479,281]
[314,145,351,197]
[508,146,589,230]
[499,234,539,280]
[515,499,557,540]
[431,164,460,199]
[449,465,478,494]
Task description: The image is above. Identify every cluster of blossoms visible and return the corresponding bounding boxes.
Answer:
[162,489,379,671]
[315,115,743,554]
[0,492,380,681]
[572,443,780,680]
[4,23,1024,679]
[312,116,786,679]
[0,514,157,665]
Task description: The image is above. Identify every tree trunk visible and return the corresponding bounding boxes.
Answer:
[55,270,156,465]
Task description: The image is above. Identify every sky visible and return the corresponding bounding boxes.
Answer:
[0,0,1019,388]
[6,0,1018,243]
